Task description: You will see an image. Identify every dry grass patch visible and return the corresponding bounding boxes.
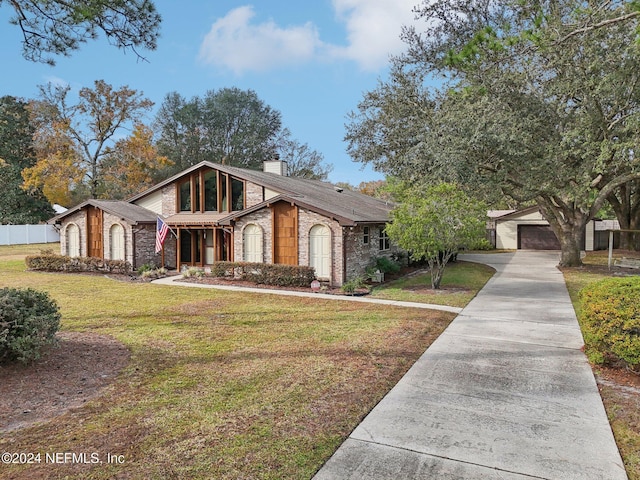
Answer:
[0,246,454,479]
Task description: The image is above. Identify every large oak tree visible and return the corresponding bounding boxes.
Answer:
[346,0,640,266]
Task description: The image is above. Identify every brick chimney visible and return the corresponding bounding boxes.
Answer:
[263,154,288,176]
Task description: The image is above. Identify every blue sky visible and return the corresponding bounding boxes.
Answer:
[0,0,423,185]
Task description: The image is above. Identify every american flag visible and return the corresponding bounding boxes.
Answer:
[155,217,170,253]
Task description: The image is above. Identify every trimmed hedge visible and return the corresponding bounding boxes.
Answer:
[579,276,640,370]
[0,288,61,364]
[194,262,316,287]
[26,253,132,274]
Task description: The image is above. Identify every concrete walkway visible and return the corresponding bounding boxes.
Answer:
[151,275,463,314]
[313,251,627,480]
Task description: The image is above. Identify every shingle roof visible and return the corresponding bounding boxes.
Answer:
[130,161,394,226]
[49,199,158,225]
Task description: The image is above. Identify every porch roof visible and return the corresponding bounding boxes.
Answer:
[165,212,228,227]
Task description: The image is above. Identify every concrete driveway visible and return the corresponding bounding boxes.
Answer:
[313,251,627,479]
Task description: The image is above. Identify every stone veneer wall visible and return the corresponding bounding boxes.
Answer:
[245,181,264,208]
[58,208,174,270]
[101,212,134,265]
[344,224,402,281]
[132,223,176,269]
[232,205,345,286]
[162,184,177,216]
[232,209,273,264]
[297,208,343,286]
[60,210,87,257]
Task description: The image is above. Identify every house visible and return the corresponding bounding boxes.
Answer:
[49,160,399,286]
[493,206,618,251]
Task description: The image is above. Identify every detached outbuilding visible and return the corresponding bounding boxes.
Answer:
[493,206,618,251]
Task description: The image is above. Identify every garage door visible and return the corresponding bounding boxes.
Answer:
[518,225,561,250]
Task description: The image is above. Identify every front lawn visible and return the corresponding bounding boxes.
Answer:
[370,260,495,307]
[0,245,457,479]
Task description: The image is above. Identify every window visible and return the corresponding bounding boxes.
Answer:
[178,170,245,213]
[179,179,191,211]
[66,223,80,257]
[363,226,370,244]
[220,173,228,212]
[379,228,390,251]
[110,224,125,261]
[194,175,201,212]
[231,178,244,211]
[204,171,217,211]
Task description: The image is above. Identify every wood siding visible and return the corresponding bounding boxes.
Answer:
[86,206,103,258]
[272,202,298,265]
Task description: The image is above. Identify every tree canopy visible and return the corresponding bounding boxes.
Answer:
[0,96,53,223]
[154,88,282,175]
[385,182,487,289]
[346,0,640,266]
[24,80,153,202]
[155,87,332,180]
[3,0,161,65]
[275,128,332,180]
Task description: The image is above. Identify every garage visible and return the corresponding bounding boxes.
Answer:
[518,225,561,250]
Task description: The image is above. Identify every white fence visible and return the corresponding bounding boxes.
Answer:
[0,225,60,245]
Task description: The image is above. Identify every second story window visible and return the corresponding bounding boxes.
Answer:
[363,226,370,244]
[204,171,217,211]
[178,169,245,214]
[179,179,191,211]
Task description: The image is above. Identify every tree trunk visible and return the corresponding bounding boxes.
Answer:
[558,232,583,267]
[608,181,640,251]
[538,199,587,267]
[430,264,444,289]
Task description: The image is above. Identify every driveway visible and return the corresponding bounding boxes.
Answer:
[313,251,627,479]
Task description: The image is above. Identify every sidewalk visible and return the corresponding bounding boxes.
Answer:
[313,251,627,479]
[151,275,462,314]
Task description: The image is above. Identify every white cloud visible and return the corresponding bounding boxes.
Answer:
[330,0,419,71]
[198,6,323,74]
[198,2,419,74]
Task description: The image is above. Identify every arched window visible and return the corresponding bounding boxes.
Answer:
[110,223,125,261]
[243,224,263,262]
[309,224,331,279]
[66,223,80,257]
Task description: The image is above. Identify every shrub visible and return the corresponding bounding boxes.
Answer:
[0,288,61,364]
[579,277,640,370]
[341,276,368,295]
[26,253,132,274]
[199,262,316,287]
[140,267,167,280]
[375,256,401,274]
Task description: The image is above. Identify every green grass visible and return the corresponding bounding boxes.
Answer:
[370,260,495,307]
[0,244,457,479]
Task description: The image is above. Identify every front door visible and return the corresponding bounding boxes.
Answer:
[310,224,331,279]
[86,206,103,258]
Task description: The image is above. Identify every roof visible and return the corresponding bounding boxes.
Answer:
[493,206,542,221]
[130,161,394,226]
[165,212,229,227]
[49,199,158,225]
